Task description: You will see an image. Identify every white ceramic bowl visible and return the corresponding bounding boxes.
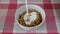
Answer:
[15,4,45,30]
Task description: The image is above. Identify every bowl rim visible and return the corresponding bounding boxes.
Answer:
[15,4,46,28]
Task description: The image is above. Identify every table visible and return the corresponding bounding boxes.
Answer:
[0,0,60,34]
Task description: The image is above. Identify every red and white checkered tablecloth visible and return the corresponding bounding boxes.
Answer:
[0,0,60,34]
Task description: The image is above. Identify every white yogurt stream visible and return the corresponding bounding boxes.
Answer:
[24,12,37,25]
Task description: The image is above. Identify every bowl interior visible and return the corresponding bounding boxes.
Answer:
[15,4,45,28]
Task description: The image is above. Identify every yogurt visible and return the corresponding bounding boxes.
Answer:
[24,12,37,25]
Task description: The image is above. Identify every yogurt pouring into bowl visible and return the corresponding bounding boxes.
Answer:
[25,0,38,25]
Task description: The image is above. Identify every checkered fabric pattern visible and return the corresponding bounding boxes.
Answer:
[0,0,60,34]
